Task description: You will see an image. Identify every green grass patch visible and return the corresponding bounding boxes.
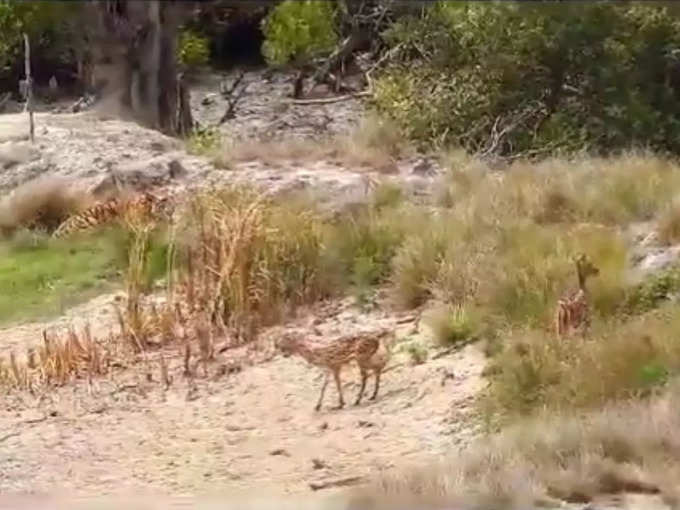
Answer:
[0,226,168,325]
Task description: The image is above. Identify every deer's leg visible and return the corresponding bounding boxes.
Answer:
[555,307,564,338]
[581,311,591,340]
[315,371,330,412]
[370,368,382,400]
[332,367,345,410]
[563,306,572,337]
[354,366,368,406]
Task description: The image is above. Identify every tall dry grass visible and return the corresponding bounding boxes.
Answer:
[0,176,94,236]
[351,386,680,508]
[194,114,409,173]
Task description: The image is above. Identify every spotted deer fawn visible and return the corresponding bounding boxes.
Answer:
[555,253,599,339]
[276,327,394,411]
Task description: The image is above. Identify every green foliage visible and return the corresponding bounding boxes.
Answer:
[376,2,680,155]
[261,0,338,65]
[622,264,680,316]
[0,1,79,77]
[178,29,210,70]
[187,126,222,155]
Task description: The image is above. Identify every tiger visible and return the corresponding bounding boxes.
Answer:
[51,190,175,239]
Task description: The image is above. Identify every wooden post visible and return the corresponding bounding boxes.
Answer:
[23,33,34,143]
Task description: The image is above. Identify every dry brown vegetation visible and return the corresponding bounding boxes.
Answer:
[192,115,410,173]
[0,176,95,236]
[352,386,680,508]
[0,185,333,391]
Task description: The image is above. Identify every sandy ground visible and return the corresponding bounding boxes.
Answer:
[0,302,486,502]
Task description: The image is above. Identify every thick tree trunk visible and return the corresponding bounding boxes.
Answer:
[93,0,188,136]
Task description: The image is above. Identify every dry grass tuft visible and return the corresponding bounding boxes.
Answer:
[0,176,94,236]
[657,197,680,246]
[0,325,112,390]
[352,387,680,508]
[423,304,481,347]
[208,115,409,173]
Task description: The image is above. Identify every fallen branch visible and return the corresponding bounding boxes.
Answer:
[431,337,478,360]
[218,71,249,124]
[288,90,371,105]
[309,475,365,491]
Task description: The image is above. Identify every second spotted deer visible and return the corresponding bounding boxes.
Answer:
[276,327,394,411]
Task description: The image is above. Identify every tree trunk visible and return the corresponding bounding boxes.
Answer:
[93,0,188,136]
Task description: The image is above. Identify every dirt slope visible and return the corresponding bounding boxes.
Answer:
[0,303,486,499]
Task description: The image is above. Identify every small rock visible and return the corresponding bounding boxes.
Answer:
[411,158,436,176]
[311,458,327,470]
[357,420,374,428]
[168,159,187,179]
[202,93,218,106]
[149,141,166,152]
[269,448,290,456]
[319,422,328,431]
[439,369,456,386]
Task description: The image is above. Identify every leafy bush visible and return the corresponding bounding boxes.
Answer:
[0,2,81,83]
[622,264,680,315]
[186,126,222,155]
[261,0,338,65]
[178,29,210,70]
[376,2,680,156]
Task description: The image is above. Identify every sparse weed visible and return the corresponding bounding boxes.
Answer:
[403,339,428,365]
[186,126,222,156]
[424,304,480,347]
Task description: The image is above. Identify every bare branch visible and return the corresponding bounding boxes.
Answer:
[22,33,34,143]
[218,71,249,124]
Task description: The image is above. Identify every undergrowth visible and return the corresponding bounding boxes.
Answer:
[3,152,680,417]
[352,385,680,508]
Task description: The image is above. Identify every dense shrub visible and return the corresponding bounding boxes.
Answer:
[261,0,338,66]
[0,2,81,86]
[375,2,680,156]
[178,29,210,71]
